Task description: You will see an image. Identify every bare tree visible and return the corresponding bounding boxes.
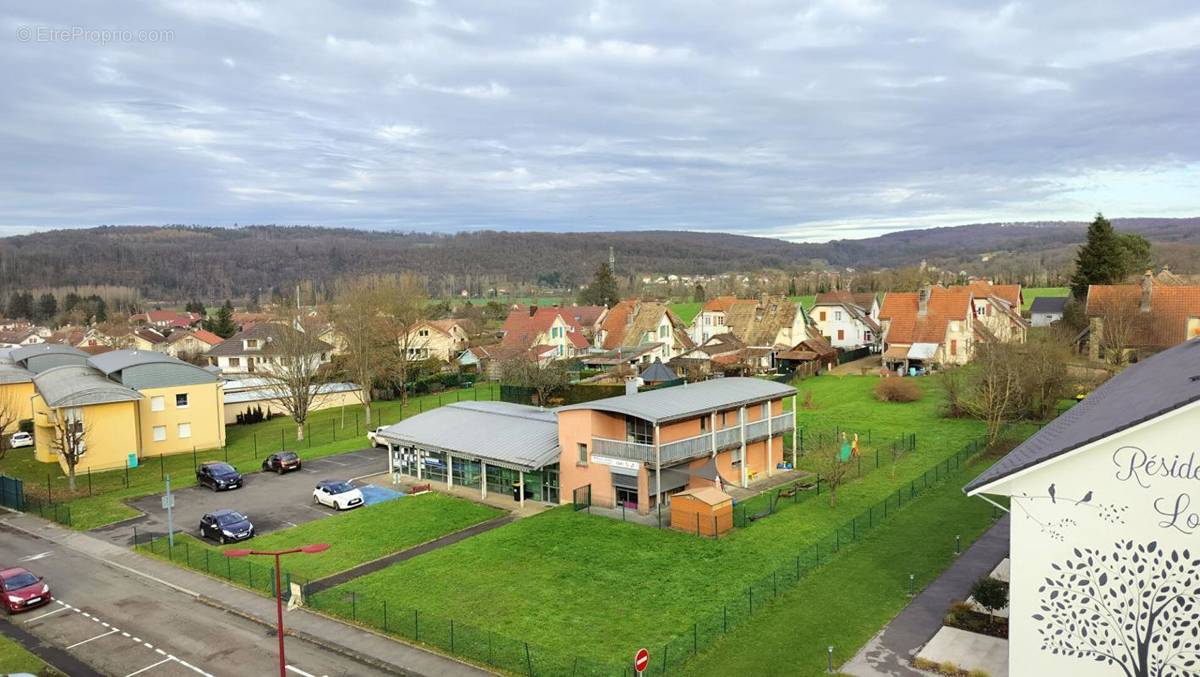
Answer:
[257,315,332,441]
[809,440,853,507]
[48,407,89,492]
[1090,287,1146,372]
[330,275,403,427]
[0,392,20,461]
[1020,329,1072,420]
[390,273,429,405]
[961,342,1023,446]
[498,356,570,407]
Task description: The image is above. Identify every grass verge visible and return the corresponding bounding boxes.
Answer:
[0,631,62,676]
[136,492,503,590]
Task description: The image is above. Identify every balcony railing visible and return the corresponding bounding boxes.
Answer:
[591,413,794,465]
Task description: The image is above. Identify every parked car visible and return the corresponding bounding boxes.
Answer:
[196,462,243,491]
[1,567,51,614]
[261,451,302,474]
[367,426,388,448]
[199,509,254,544]
[313,480,364,510]
[8,432,32,449]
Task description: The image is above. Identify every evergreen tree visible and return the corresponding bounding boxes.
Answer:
[1069,213,1132,299]
[62,292,81,313]
[578,263,620,307]
[692,283,706,303]
[787,277,797,297]
[35,293,57,324]
[6,292,29,319]
[1116,232,1152,279]
[204,300,238,338]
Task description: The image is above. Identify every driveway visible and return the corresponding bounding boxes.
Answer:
[89,447,389,547]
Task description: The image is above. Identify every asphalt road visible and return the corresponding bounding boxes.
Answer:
[0,521,396,677]
[90,447,389,547]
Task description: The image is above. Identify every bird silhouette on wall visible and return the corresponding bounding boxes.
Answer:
[1076,490,1092,506]
[1049,483,1056,504]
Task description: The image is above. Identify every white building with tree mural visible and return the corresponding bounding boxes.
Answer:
[966,338,1200,677]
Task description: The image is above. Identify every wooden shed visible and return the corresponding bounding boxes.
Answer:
[670,486,734,537]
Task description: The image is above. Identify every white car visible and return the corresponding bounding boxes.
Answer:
[313,480,364,510]
[367,426,388,448]
[9,432,32,449]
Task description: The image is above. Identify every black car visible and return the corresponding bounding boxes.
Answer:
[199,509,254,544]
[196,462,243,491]
[261,451,302,474]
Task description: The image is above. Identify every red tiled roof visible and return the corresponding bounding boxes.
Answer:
[1086,284,1200,348]
[879,287,973,346]
[564,305,606,328]
[965,281,1021,308]
[500,307,583,351]
[701,296,739,313]
[567,331,590,349]
[813,291,876,309]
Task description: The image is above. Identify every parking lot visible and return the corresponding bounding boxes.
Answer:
[90,447,388,547]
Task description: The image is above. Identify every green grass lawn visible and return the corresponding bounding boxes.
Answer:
[308,375,997,670]
[0,384,501,530]
[669,302,702,324]
[790,294,817,309]
[0,632,61,676]
[1022,286,1069,311]
[679,456,1006,677]
[138,492,503,588]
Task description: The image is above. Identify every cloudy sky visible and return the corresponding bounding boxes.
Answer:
[2,1,1197,241]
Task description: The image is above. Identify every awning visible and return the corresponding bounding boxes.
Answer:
[610,466,694,492]
[907,343,939,360]
[883,345,909,360]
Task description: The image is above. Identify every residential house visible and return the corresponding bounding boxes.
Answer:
[125,327,171,352]
[1029,296,1068,327]
[0,327,46,348]
[500,307,590,361]
[165,328,224,359]
[403,319,474,362]
[205,322,333,375]
[965,339,1200,677]
[810,291,881,349]
[638,359,678,386]
[776,335,838,375]
[129,310,202,330]
[456,343,513,379]
[377,378,797,515]
[878,285,975,371]
[597,300,693,363]
[560,305,608,338]
[20,349,225,471]
[1084,272,1200,361]
[963,280,1027,343]
[690,296,739,344]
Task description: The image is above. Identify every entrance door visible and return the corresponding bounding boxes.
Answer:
[541,465,559,504]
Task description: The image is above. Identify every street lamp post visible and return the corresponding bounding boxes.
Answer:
[224,543,330,677]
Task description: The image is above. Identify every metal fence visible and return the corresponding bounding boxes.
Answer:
[573,484,591,512]
[0,474,24,510]
[133,531,311,599]
[837,346,872,364]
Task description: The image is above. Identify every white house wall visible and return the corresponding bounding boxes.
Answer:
[986,402,1200,677]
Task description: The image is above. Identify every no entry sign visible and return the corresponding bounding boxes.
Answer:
[634,648,650,673]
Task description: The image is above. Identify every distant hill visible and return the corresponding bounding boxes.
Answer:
[0,218,1196,300]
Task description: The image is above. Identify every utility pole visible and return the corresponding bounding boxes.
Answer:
[163,474,175,547]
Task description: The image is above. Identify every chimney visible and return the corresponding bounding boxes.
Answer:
[624,377,638,396]
[1141,270,1153,312]
[918,284,932,317]
[528,305,537,317]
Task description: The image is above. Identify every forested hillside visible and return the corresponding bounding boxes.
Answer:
[0,218,1196,300]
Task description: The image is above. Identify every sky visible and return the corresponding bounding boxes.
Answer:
[1,1,1198,242]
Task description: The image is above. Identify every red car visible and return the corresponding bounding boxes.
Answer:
[1,567,51,614]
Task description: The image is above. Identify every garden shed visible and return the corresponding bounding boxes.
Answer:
[670,486,734,536]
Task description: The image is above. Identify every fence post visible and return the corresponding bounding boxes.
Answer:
[450,619,455,653]
[46,473,51,502]
[723,605,727,632]
[160,453,164,480]
[383,600,388,632]
[351,591,357,621]
[693,622,698,654]
[415,609,420,640]
[125,458,130,488]
[253,432,257,457]
[88,467,92,495]
[524,642,533,677]
[748,587,753,614]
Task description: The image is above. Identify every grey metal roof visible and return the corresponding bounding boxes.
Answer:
[557,377,797,424]
[640,359,678,383]
[32,365,142,408]
[378,400,560,471]
[1029,296,1068,314]
[0,356,33,384]
[10,344,89,373]
[88,349,218,388]
[966,338,1200,494]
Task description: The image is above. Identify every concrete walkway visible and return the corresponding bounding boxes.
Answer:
[306,515,515,594]
[841,514,1010,677]
[0,511,495,677]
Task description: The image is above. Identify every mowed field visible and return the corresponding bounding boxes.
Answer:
[1021,286,1069,310]
[670,294,816,324]
[314,375,993,667]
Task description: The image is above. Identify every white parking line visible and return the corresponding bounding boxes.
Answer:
[24,605,69,622]
[285,665,328,677]
[124,656,174,676]
[65,628,118,649]
[323,459,349,466]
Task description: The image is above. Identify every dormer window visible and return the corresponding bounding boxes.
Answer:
[245,338,260,350]
[418,329,430,337]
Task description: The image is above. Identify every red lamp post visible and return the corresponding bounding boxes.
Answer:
[225,543,330,677]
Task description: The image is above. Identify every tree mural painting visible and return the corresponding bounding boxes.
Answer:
[1033,540,1200,677]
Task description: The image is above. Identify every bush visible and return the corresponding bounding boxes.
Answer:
[18,418,33,434]
[874,378,922,403]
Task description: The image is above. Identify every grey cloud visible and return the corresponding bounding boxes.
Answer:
[0,0,1196,240]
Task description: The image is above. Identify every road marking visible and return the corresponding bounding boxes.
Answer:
[24,605,69,622]
[81,611,92,618]
[18,551,53,562]
[283,521,299,528]
[349,471,383,482]
[144,642,154,649]
[285,665,324,677]
[124,656,173,676]
[302,505,328,515]
[65,628,118,649]
[155,648,166,655]
[323,459,349,466]
[175,658,214,676]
